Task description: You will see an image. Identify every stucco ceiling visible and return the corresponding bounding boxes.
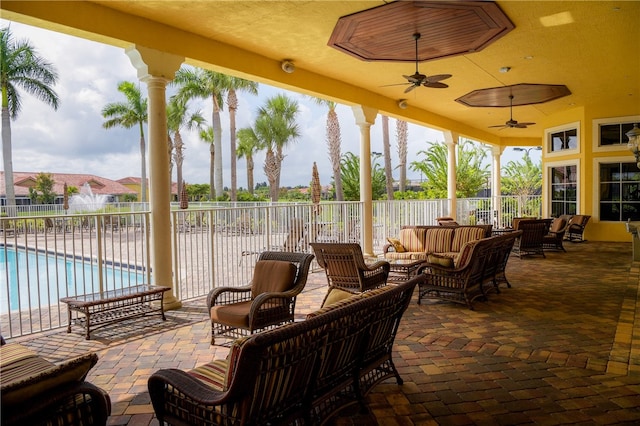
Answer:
[2,1,639,146]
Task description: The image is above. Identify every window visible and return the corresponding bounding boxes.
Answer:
[545,122,580,158]
[550,165,577,216]
[550,128,577,152]
[600,123,636,146]
[599,162,640,221]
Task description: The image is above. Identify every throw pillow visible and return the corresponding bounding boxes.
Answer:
[427,254,454,268]
[387,237,406,253]
[251,260,297,298]
[321,288,354,308]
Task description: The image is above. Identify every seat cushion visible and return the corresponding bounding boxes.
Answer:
[0,345,97,406]
[251,260,297,298]
[451,227,486,252]
[211,300,253,328]
[189,337,248,391]
[424,228,454,253]
[427,254,454,268]
[398,228,427,252]
[454,240,479,268]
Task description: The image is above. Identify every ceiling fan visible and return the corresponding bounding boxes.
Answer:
[489,95,536,129]
[385,33,452,93]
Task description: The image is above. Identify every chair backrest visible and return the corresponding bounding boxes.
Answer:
[310,242,374,291]
[257,251,315,296]
[550,217,567,233]
[517,221,547,248]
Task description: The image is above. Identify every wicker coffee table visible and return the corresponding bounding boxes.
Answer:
[61,284,170,339]
[386,259,426,282]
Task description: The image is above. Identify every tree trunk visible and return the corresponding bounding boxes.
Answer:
[396,119,408,192]
[212,95,223,198]
[228,90,238,201]
[327,108,344,201]
[2,105,16,213]
[247,155,254,195]
[382,115,394,200]
[138,122,147,203]
[209,144,215,200]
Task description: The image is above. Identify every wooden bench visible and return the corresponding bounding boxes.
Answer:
[61,284,170,339]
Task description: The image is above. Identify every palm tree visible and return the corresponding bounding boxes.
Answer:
[167,96,205,197]
[1,27,59,210]
[311,98,344,201]
[340,152,386,201]
[102,81,148,202]
[198,126,215,199]
[410,140,489,199]
[226,78,258,201]
[381,115,394,200]
[502,154,542,198]
[237,127,261,195]
[396,119,408,192]
[256,94,300,201]
[173,67,229,198]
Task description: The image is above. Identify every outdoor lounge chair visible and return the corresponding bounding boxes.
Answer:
[565,215,591,242]
[543,217,569,251]
[207,251,314,345]
[310,242,390,302]
[512,220,547,258]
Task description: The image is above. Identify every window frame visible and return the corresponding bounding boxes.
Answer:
[592,115,640,153]
[544,121,580,159]
[544,158,580,217]
[592,155,640,222]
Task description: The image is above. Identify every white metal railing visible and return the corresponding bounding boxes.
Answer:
[0,196,541,338]
[0,212,150,338]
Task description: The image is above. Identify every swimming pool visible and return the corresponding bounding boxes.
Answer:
[0,246,147,311]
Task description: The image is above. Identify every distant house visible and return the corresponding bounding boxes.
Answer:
[117,177,178,201]
[0,172,137,206]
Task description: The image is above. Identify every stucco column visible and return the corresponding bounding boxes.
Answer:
[491,145,504,227]
[443,131,458,219]
[127,46,184,310]
[352,105,377,256]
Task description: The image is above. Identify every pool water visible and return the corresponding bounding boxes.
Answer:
[0,247,146,311]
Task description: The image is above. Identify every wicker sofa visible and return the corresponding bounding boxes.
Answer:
[0,339,111,426]
[417,230,522,309]
[384,224,493,264]
[148,278,419,426]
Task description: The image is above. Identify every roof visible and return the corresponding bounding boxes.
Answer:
[2,1,637,146]
[0,172,137,197]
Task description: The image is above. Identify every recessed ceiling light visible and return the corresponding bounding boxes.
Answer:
[524,56,533,60]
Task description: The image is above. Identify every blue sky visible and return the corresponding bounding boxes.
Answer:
[2,20,537,189]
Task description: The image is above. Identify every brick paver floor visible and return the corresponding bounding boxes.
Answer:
[8,241,640,425]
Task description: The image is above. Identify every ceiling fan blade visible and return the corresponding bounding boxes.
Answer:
[426,74,452,83]
[488,124,507,128]
[404,84,418,93]
[519,122,536,126]
[380,82,411,88]
[424,82,449,89]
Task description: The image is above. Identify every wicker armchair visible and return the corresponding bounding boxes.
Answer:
[418,238,493,309]
[565,215,591,242]
[207,251,314,345]
[310,243,390,299]
[543,217,569,251]
[512,220,547,258]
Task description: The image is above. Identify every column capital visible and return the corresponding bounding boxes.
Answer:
[126,45,184,82]
[491,145,505,156]
[443,130,459,146]
[351,105,378,126]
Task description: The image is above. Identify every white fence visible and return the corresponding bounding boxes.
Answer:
[0,196,541,338]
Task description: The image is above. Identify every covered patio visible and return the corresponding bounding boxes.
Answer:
[9,240,640,424]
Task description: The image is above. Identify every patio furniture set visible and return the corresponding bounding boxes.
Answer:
[0,216,591,425]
